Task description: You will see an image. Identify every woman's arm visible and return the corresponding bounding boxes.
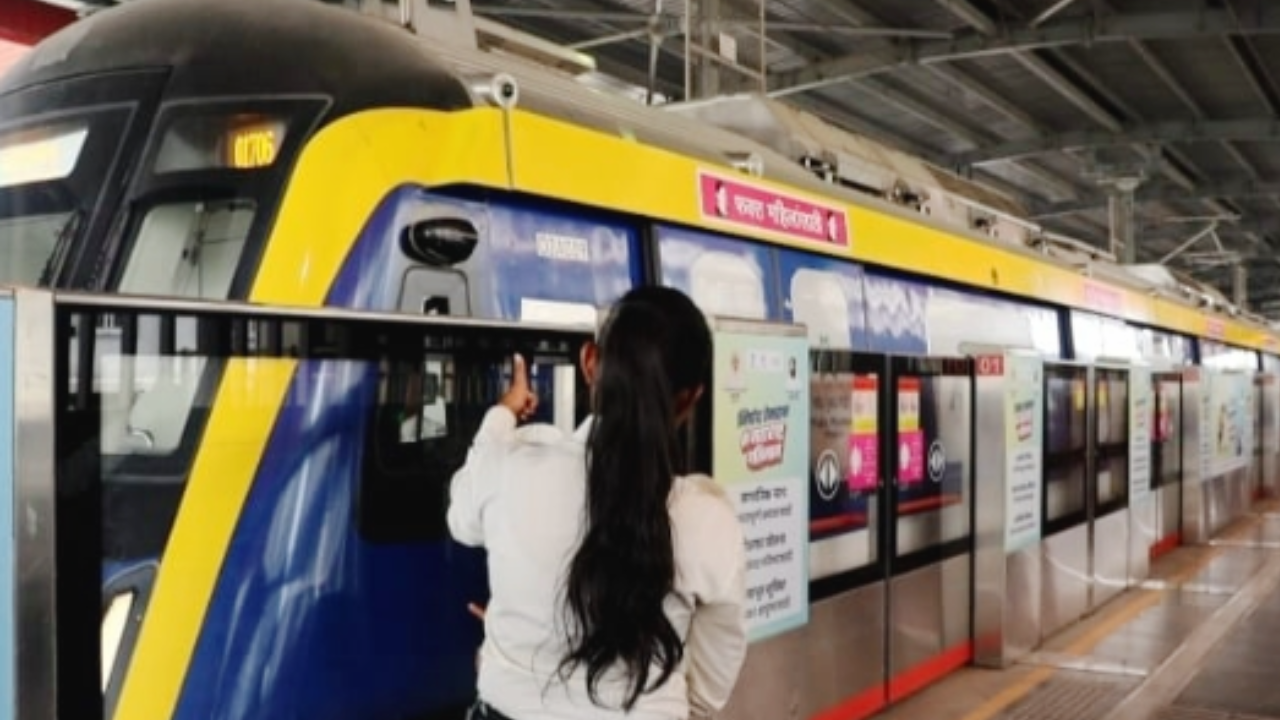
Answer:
[686,586,747,718]
[675,477,749,717]
[446,355,539,547]
[446,406,518,546]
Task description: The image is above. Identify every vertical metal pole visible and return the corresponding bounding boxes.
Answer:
[1108,182,1137,264]
[682,0,692,101]
[699,0,719,97]
[12,289,58,720]
[1234,262,1249,310]
[758,0,766,93]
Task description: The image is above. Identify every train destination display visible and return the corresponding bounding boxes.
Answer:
[713,321,811,642]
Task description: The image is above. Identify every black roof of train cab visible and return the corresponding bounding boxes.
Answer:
[0,0,474,119]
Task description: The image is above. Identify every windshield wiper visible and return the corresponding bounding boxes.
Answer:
[38,207,84,287]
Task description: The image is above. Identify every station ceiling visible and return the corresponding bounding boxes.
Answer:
[23,0,1280,313]
[471,0,1280,312]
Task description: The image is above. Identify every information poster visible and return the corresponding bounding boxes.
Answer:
[0,297,14,715]
[1129,368,1153,503]
[1204,370,1253,476]
[1003,354,1043,552]
[1195,368,1212,481]
[713,322,810,642]
[848,375,878,492]
[898,377,924,485]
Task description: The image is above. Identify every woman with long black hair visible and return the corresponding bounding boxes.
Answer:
[448,285,747,720]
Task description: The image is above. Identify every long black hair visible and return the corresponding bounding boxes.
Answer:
[558,285,713,710]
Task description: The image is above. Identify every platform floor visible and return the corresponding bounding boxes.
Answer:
[876,499,1280,720]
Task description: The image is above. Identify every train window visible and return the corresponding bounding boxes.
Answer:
[689,251,767,319]
[1095,369,1130,512]
[789,269,852,349]
[0,120,88,188]
[0,109,128,287]
[1043,365,1088,532]
[359,357,467,543]
[117,199,255,300]
[153,114,289,174]
[100,356,209,457]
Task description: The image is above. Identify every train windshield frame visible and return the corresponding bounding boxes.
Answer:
[106,96,326,302]
[0,107,130,287]
[100,97,325,474]
[0,69,168,289]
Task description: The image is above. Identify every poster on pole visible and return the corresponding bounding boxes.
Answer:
[713,319,810,642]
[1002,353,1043,552]
[1129,368,1153,503]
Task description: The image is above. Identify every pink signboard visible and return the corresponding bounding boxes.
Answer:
[847,375,878,492]
[1082,280,1124,315]
[898,378,924,485]
[900,432,925,484]
[697,170,851,249]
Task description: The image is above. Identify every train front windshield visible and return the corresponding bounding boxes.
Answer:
[0,110,127,286]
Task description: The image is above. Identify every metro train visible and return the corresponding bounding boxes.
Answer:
[3,0,1280,719]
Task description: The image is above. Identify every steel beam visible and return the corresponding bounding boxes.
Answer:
[854,77,991,147]
[1033,178,1280,218]
[1144,217,1280,242]
[471,6,951,38]
[1128,40,1202,118]
[0,0,76,45]
[950,118,1280,167]
[769,8,1280,95]
[1225,36,1280,116]
[933,0,997,35]
[921,64,1045,132]
[1030,0,1082,28]
[1010,52,1121,133]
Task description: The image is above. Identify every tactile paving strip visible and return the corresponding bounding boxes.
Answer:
[1155,708,1280,720]
[993,672,1139,720]
[1171,577,1280,718]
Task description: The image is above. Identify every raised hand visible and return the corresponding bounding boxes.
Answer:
[499,354,538,422]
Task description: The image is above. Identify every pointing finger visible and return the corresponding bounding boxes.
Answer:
[511,354,528,389]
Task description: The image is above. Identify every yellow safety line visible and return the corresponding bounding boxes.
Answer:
[956,511,1268,720]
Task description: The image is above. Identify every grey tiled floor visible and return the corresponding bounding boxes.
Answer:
[871,505,1280,720]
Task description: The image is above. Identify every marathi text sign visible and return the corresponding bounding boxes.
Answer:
[697,170,851,249]
[713,322,810,642]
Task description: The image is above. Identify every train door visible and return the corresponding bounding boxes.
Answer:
[1041,362,1089,637]
[884,355,974,702]
[806,351,889,717]
[1090,365,1131,609]
[1151,372,1184,557]
[802,352,974,718]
